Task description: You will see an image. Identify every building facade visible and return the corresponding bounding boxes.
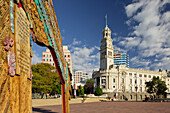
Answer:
[63,46,73,74]
[93,24,170,100]
[73,70,89,84]
[114,51,129,68]
[42,46,73,74]
[42,49,54,66]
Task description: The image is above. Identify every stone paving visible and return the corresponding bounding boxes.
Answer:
[32,98,104,107]
[32,101,170,113]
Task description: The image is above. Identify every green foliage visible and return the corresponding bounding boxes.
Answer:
[77,85,84,96]
[84,78,94,94]
[94,86,103,96]
[32,63,61,94]
[145,76,167,97]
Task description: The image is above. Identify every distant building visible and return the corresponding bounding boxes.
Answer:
[113,51,129,67]
[42,46,73,74]
[73,70,88,84]
[63,46,73,74]
[42,49,55,66]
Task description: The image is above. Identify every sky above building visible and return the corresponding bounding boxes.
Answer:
[32,0,170,76]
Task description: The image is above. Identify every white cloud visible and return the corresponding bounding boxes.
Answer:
[31,50,42,65]
[123,0,170,70]
[119,37,141,49]
[72,38,81,45]
[69,39,100,77]
[130,56,151,68]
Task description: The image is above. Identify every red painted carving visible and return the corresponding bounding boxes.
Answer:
[3,37,14,51]
[29,68,33,80]
[7,51,16,76]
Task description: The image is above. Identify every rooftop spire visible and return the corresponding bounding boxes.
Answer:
[104,14,110,30]
[105,14,108,27]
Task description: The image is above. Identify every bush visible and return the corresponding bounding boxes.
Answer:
[94,86,103,96]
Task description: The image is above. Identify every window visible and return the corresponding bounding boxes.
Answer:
[130,95,132,99]
[43,59,45,61]
[102,79,106,84]
[47,54,48,57]
[130,79,132,84]
[53,63,54,66]
[113,86,115,88]
[122,79,124,83]
[106,33,108,36]
[129,73,132,76]
[47,59,48,61]
[65,55,66,57]
[139,74,142,77]
[43,55,45,57]
[68,55,70,57]
[113,78,115,83]
[149,75,151,78]
[140,80,142,84]
[108,51,112,56]
[140,87,142,92]
[135,79,137,84]
[50,59,51,61]
[144,75,147,77]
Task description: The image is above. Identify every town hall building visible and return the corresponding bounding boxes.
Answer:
[92,22,170,100]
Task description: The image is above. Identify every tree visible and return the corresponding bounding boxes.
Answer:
[84,78,94,94]
[77,85,84,96]
[94,86,103,96]
[145,76,167,98]
[32,63,61,94]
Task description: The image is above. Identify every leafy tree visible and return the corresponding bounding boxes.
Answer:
[145,76,167,98]
[84,78,94,94]
[32,63,61,94]
[77,85,84,96]
[94,86,103,96]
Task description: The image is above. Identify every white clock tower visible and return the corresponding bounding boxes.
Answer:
[100,17,114,71]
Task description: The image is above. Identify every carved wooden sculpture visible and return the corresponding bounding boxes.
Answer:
[0,0,71,113]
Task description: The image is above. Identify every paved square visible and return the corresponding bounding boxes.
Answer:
[33,101,170,113]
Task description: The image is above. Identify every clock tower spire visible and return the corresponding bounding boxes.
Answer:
[100,15,114,71]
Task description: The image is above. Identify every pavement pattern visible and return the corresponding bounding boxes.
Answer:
[32,101,170,113]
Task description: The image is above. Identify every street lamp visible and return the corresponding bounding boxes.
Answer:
[135,72,138,102]
[135,86,138,102]
[116,62,120,99]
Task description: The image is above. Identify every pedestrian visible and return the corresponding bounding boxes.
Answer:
[46,93,47,99]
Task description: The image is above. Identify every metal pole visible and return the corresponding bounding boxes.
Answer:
[136,72,138,102]
[136,87,137,102]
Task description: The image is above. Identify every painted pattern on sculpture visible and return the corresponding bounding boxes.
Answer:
[7,51,16,76]
[3,37,14,51]
[10,0,14,33]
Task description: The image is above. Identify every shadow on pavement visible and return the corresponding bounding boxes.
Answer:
[32,107,59,113]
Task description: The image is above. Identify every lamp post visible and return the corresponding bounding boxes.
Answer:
[135,86,138,102]
[116,62,119,99]
[116,62,119,91]
[135,72,138,102]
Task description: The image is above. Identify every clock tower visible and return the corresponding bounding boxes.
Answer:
[100,18,114,71]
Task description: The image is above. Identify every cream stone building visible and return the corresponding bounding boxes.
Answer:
[92,23,170,100]
[42,46,73,74]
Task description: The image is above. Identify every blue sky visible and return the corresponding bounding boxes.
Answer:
[32,0,170,76]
